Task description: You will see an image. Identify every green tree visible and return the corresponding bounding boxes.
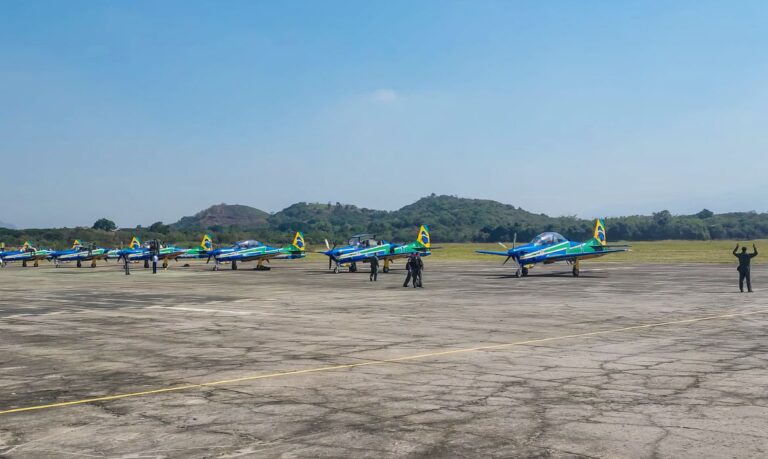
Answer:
[92,218,117,231]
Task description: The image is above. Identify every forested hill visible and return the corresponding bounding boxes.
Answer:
[1,195,768,248]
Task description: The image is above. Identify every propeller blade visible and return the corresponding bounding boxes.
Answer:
[206,255,212,264]
[503,256,512,265]
[498,242,508,249]
[325,239,331,250]
[513,232,517,250]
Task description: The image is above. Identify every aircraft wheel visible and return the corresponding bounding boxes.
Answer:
[76,260,82,268]
[514,268,521,278]
[572,267,580,277]
[34,260,39,267]
[232,260,238,270]
[522,267,529,277]
[333,265,339,274]
[22,260,27,268]
[349,263,357,273]
[144,260,149,269]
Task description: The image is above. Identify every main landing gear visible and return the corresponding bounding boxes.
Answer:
[513,267,529,278]
[231,260,238,270]
[572,260,581,277]
[349,262,358,273]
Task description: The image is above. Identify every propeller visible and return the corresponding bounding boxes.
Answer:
[325,239,331,251]
[502,233,518,266]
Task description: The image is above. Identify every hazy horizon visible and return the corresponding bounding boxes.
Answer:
[2,1,767,228]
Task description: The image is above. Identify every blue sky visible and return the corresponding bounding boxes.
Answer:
[1,1,766,228]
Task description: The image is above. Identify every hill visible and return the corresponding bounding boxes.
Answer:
[173,204,270,230]
[3,196,768,249]
[0,220,16,229]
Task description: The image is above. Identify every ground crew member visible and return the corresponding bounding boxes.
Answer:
[123,254,130,275]
[403,254,415,287]
[733,243,758,292]
[413,253,424,288]
[152,254,158,274]
[370,256,379,282]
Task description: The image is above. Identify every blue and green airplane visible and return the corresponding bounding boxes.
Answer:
[108,236,187,268]
[178,234,215,260]
[0,242,52,267]
[476,219,629,277]
[211,231,306,270]
[323,225,431,273]
[48,240,110,268]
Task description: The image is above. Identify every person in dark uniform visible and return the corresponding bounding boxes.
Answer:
[413,253,424,288]
[370,256,379,282]
[733,243,758,292]
[403,254,415,287]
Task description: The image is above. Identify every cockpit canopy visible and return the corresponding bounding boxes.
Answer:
[235,240,262,249]
[348,234,376,246]
[530,232,567,246]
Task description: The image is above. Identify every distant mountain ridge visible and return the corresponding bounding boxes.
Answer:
[0,220,16,229]
[2,195,767,248]
[166,195,768,242]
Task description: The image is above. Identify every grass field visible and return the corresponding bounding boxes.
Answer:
[306,240,767,264]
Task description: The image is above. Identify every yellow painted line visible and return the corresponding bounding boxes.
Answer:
[2,308,767,416]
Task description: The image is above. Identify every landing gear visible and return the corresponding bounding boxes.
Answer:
[255,261,270,271]
[383,259,390,273]
[231,260,238,270]
[144,260,150,269]
[22,260,27,268]
[33,260,39,267]
[77,260,82,268]
[333,263,339,274]
[162,259,168,269]
[349,262,358,273]
[572,260,580,277]
[522,267,529,277]
[91,259,97,268]
[514,268,521,278]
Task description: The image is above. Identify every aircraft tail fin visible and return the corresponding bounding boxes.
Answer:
[129,236,141,250]
[416,225,431,248]
[290,232,305,251]
[591,219,607,246]
[200,234,213,251]
[72,239,82,249]
[22,241,34,251]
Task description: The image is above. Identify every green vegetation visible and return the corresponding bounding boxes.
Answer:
[2,195,768,251]
[91,218,116,232]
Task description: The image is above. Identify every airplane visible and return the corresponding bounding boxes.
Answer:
[325,225,432,273]
[48,240,110,268]
[178,234,214,260]
[109,236,187,268]
[320,233,376,271]
[0,241,52,267]
[476,219,629,277]
[210,231,306,270]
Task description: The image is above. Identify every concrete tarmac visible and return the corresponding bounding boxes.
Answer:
[1,261,767,458]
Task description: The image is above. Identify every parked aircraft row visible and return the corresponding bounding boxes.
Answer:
[0,221,628,277]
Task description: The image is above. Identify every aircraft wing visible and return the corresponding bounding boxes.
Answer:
[540,247,630,263]
[476,250,510,257]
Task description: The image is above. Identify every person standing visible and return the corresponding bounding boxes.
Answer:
[370,256,379,282]
[152,254,158,274]
[403,254,415,287]
[733,243,758,292]
[413,253,424,288]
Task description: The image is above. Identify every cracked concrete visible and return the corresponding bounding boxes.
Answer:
[0,261,766,458]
